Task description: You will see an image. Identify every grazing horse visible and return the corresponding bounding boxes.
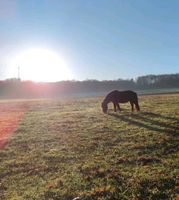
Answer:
[101,90,140,113]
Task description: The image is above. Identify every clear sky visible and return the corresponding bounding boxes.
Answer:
[0,0,179,81]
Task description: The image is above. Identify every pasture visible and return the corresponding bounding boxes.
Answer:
[0,94,179,200]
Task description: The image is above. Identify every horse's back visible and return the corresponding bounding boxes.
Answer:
[108,90,138,103]
[119,90,137,97]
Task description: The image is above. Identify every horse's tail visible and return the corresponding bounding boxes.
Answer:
[134,93,140,111]
[101,98,108,113]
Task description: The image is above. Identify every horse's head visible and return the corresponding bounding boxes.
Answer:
[101,101,108,113]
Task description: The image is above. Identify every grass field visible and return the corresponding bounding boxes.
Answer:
[0,94,179,200]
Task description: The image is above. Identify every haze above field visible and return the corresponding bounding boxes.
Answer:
[0,0,179,82]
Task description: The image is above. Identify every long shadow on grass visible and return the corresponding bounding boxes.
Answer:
[141,112,179,121]
[109,112,179,137]
[133,112,179,131]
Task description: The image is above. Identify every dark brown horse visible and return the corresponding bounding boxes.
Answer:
[101,90,140,113]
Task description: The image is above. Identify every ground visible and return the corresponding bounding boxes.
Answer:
[0,94,178,200]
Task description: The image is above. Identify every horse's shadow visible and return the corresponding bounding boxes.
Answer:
[109,111,179,137]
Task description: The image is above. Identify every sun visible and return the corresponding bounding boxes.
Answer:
[11,48,72,82]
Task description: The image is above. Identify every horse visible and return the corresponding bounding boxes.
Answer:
[101,90,140,113]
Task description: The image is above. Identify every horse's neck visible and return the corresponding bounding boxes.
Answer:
[103,97,110,105]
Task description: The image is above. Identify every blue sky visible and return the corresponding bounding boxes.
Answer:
[0,0,179,81]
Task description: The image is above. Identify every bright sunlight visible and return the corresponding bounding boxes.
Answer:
[10,48,72,82]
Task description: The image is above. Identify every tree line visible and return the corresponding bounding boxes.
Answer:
[0,73,178,98]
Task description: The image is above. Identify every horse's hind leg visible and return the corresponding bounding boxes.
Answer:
[134,96,140,111]
[135,101,140,111]
[130,101,134,112]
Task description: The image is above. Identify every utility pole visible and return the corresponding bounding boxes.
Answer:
[18,66,20,80]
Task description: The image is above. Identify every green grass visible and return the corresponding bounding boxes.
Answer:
[0,94,179,200]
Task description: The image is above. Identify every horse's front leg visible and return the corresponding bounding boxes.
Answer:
[113,102,117,112]
[117,103,121,112]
